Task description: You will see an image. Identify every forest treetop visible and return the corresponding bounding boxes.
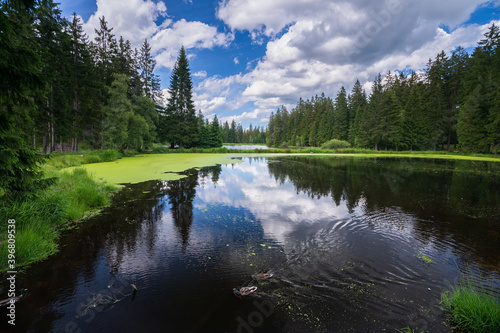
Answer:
[267,24,500,154]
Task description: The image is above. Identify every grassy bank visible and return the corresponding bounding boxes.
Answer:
[441,280,500,332]
[150,146,500,162]
[44,146,500,164]
[0,168,116,271]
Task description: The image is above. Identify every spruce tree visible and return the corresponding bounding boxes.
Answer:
[457,85,490,152]
[334,86,349,141]
[209,115,223,147]
[138,39,162,102]
[348,80,367,145]
[197,111,209,147]
[162,46,197,148]
[0,0,45,194]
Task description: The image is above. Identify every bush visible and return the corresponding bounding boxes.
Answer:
[83,154,101,164]
[122,149,138,157]
[321,139,351,150]
[152,146,170,154]
[100,149,122,162]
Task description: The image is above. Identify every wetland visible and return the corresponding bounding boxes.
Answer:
[1,155,499,332]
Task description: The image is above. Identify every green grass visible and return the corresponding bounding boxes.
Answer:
[46,149,124,170]
[0,168,116,271]
[441,280,500,332]
[147,146,500,162]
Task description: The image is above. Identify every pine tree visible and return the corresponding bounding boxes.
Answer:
[426,52,449,150]
[363,74,384,150]
[334,87,349,141]
[0,0,45,194]
[35,0,72,154]
[222,121,230,143]
[400,82,429,150]
[138,39,162,102]
[162,46,197,148]
[116,36,135,79]
[348,80,367,145]
[229,119,237,143]
[68,13,96,151]
[446,47,468,150]
[457,85,490,152]
[209,115,223,147]
[197,111,209,147]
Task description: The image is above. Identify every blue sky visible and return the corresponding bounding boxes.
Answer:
[59,0,500,128]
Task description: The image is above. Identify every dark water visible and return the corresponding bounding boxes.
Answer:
[1,156,500,333]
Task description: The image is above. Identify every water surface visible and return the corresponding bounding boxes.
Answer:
[223,144,268,150]
[1,156,499,332]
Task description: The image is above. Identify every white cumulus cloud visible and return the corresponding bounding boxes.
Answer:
[83,0,233,69]
[207,0,498,124]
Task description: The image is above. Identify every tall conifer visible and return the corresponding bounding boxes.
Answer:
[162,46,197,148]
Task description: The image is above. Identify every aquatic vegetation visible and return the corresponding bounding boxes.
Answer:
[66,154,240,185]
[396,328,422,333]
[417,252,434,264]
[441,280,500,332]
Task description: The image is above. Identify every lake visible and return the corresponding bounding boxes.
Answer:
[1,156,499,332]
[223,144,269,150]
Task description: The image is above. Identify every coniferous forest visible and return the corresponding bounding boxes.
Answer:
[2,0,500,195]
[267,25,500,153]
[0,0,225,193]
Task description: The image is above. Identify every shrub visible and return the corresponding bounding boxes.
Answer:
[321,139,351,150]
[152,146,170,154]
[122,149,138,157]
[100,149,122,162]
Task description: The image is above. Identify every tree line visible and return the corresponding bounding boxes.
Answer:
[267,25,500,153]
[220,121,266,144]
[160,46,265,147]
[10,0,164,153]
[0,0,223,194]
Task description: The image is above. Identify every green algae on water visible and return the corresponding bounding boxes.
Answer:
[64,154,240,185]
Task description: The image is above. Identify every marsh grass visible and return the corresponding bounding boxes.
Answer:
[0,168,116,271]
[441,278,500,333]
[45,149,123,170]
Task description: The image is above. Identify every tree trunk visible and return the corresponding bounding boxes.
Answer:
[33,134,36,149]
[42,136,47,155]
[374,142,378,151]
[50,121,55,153]
[47,120,52,154]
